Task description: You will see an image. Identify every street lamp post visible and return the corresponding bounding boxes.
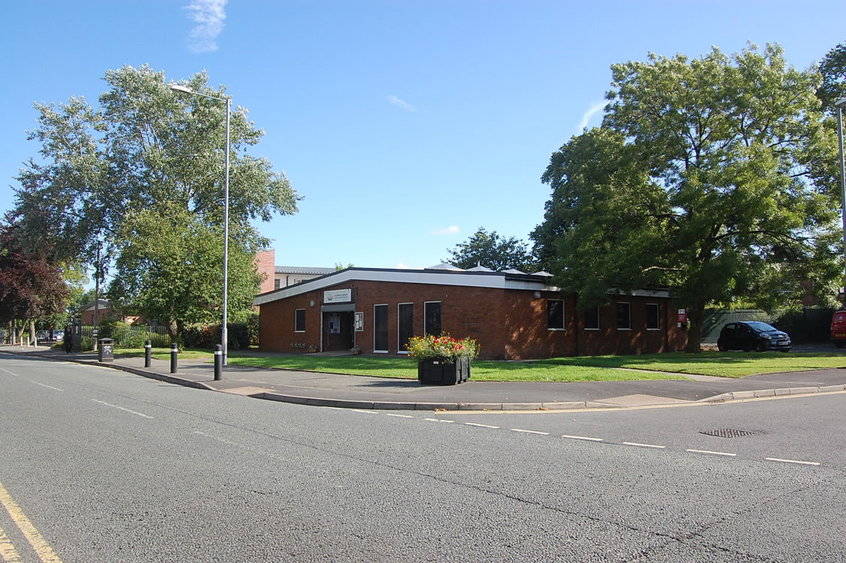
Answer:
[170,83,232,367]
[837,98,846,303]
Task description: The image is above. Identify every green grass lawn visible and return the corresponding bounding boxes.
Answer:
[108,347,846,381]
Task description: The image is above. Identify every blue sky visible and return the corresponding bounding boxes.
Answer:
[1,1,844,271]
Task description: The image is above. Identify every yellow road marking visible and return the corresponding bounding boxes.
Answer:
[0,481,61,562]
[0,524,21,562]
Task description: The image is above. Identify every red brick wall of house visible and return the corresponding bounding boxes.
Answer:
[258,280,686,359]
[254,250,276,295]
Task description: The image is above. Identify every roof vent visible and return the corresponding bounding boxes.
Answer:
[532,271,553,277]
[426,263,465,271]
[466,265,494,272]
[502,268,526,275]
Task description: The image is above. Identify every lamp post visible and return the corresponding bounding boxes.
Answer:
[837,97,846,303]
[170,83,232,367]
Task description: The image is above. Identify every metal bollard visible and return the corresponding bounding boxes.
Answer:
[144,340,152,368]
[213,344,223,381]
[170,343,178,374]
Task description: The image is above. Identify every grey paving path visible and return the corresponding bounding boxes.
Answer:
[3,345,846,409]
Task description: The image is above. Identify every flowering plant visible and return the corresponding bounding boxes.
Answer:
[407,334,479,360]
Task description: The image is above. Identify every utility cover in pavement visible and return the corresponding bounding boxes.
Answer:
[699,428,765,438]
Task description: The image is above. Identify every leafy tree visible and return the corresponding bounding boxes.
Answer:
[0,224,69,342]
[107,205,260,340]
[818,42,846,110]
[447,227,536,271]
[533,45,841,351]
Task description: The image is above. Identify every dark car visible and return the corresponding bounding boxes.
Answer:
[717,321,791,352]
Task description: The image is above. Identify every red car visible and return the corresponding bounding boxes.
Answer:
[831,310,846,347]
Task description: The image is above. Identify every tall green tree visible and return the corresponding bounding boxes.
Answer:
[10,65,299,334]
[447,227,536,271]
[533,45,841,350]
[107,205,260,340]
[818,41,846,110]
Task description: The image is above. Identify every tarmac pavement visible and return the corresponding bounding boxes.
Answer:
[3,345,846,410]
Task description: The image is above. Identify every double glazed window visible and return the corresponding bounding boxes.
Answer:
[616,303,631,330]
[374,305,388,352]
[584,305,599,330]
[294,309,306,332]
[398,303,413,352]
[547,299,565,330]
[424,302,442,336]
[646,303,661,330]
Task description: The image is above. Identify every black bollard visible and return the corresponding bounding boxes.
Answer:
[214,344,223,381]
[170,343,178,374]
[144,340,152,368]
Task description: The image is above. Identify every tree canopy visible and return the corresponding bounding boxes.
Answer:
[447,227,536,271]
[818,42,846,110]
[9,65,299,337]
[533,44,841,350]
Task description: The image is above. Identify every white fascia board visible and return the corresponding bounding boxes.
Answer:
[253,269,558,306]
[607,288,671,298]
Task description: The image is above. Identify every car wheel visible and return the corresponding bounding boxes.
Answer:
[717,344,727,352]
[756,342,768,352]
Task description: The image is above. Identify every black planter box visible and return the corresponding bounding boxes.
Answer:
[417,356,471,385]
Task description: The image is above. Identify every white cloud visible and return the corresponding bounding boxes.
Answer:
[432,225,460,235]
[576,100,608,132]
[387,95,416,112]
[185,0,228,53]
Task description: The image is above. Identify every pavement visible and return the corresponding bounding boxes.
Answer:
[3,344,846,411]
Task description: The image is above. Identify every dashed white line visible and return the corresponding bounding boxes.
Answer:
[194,430,236,446]
[464,422,500,429]
[0,367,18,377]
[91,399,154,419]
[424,418,455,423]
[511,428,550,435]
[351,409,380,414]
[686,449,737,457]
[385,414,414,419]
[561,434,604,442]
[765,457,820,466]
[31,381,63,391]
[622,441,666,449]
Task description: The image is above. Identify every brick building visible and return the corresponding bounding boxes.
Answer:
[254,267,687,359]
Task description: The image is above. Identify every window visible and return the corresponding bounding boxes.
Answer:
[398,303,414,353]
[374,304,388,352]
[616,302,631,330]
[424,302,442,336]
[646,303,661,330]
[294,309,306,332]
[274,279,282,290]
[547,299,565,330]
[584,305,599,330]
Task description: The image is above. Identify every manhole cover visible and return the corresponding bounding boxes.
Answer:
[699,428,765,438]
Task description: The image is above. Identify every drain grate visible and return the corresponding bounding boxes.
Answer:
[699,428,764,438]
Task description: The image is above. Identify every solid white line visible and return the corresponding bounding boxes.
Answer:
[0,367,18,377]
[623,441,666,449]
[385,414,414,418]
[30,381,63,392]
[511,428,550,435]
[561,434,603,442]
[687,449,736,457]
[90,399,153,419]
[351,409,380,414]
[765,457,820,466]
[465,422,500,429]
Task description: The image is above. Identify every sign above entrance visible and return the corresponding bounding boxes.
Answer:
[324,288,352,304]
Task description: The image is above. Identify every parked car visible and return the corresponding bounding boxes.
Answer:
[830,310,846,348]
[717,321,791,352]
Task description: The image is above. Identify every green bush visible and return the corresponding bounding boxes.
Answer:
[182,323,250,350]
[772,307,835,343]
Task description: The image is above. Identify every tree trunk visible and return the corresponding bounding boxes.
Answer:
[684,302,706,353]
[30,320,37,347]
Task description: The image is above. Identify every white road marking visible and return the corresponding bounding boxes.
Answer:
[385,414,414,418]
[90,399,153,419]
[352,409,380,414]
[0,367,18,377]
[511,428,549,435]
[622,441,666,449]
[424,418,454,423]
[765,457,820,466]
[561,434,604,442]
[193,430,236,446]
[686,449,737,457]
[465,422,500,429]
[30,381,63,392]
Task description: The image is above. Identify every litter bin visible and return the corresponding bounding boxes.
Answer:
[98,338,114,362]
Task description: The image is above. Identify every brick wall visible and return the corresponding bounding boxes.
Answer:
[254,250,276,294]
[258,279,687,359]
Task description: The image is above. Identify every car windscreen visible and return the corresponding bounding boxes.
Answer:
[743,321,777,332]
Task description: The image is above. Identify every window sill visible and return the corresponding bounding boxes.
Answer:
[646,328,661,331]
[547,328,566,331]
[398,351,409,355]
[294,330,306,333]
[584,328,600,331]
[616,328,632,331]
[373,350,389,354]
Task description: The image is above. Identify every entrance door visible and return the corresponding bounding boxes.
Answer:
[322,311,354,351]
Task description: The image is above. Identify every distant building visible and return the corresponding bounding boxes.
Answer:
[274,266,337,289]
[79,299,140,326]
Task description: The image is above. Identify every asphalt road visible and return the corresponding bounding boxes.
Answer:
[1,354,844,561]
